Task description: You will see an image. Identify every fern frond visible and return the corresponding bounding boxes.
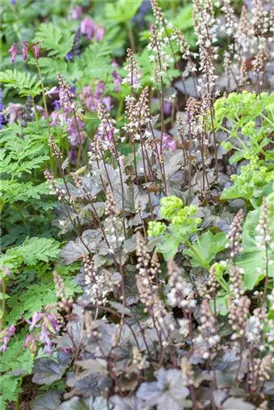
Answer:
[38,57,81,81]
[0,70,41,97]
[0,180,50,203]
[77,42,113,80]
[35,23,74,57]
[0,237,60,269]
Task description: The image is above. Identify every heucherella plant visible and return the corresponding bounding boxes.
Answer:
[214,92,274,164]
[148,196,227,267]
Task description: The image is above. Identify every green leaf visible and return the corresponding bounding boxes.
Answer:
[105,0,143,24]
[31,391,61,410]
[0,69,41,97]
[35,23,74,57]
[76,42,113,81]
[156,235,180,261]
[0,237,60,271]
[237,209,274,290]
[0,180,50,204]
[184,231,228,269]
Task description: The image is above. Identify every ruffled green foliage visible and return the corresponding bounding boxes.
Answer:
[214,92,274,206]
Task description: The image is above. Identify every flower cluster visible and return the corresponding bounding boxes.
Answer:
[193,0,218,96]
[8,41,40,63]
[51,75,86,145]
[25,312,58,353]
[136,232,168,336]
[83,255,121,306]
[148,25,171,84]
[0,325,16,352]
[167,261,197,311]
[112,61,123,93]
[124,87,150,137]
[123,48,142,90]
[80,17,105,42]
[96,103,119,147]
[81,82,111,113]
[21,95,34,128]
[227,209,244,260]
[194,299,220,359]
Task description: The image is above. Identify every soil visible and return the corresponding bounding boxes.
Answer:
[7,377,40,410]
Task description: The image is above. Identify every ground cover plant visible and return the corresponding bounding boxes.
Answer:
[0,0,274,408]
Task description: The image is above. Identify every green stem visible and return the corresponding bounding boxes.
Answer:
[0,279,6,332]
[127,22,136,53]
[15,376,23,410]
[35,58,51,137]
[185,239,209,270]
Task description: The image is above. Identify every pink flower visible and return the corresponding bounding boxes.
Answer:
[163,133,177,151]
[32,43,40,59]
[28,312,43,330]
[164,100,172,116]
[81,18,96,40]
[95,26,105,42]
[155,133,177,155]
[0,325,16,351]
[95,82,105,96]
[8,43,19,63]
[102,96,112,111]
[5,103,24,123]
[40,324,51,348]
[67,116,85,145]
[70,6,83,20]
[112,63,122,93]
[51,111,66,127]
[21,42,28,61]
[81,82,111,113]
[24,334,35,348]
[46,313,58,332]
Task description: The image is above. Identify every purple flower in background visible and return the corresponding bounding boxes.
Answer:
[51,111,66,127]
[24,334,37,349]
[70,85,76,95]
[95,26,105,42]
[46,86,59,98]
[112,61,122,93]
[113,71,122,93]
[81,18,96,40]
[80,17,105,42]
[81,82,112,113]
[95,82,105,96]
[24,334,33,349]
[52,100,61,110]
[164,100,172,116]
[10,0,16,5]
[0,325,16,352]
[22,42,28,61]
[67,116,85,145]
[28,312,43,330]
[8,43,19,63]
[101,96,112,111]
[5,103,24,123]
[69,148,78,163]
[40,324,52,350]
[163,133,177,151]
[70,6,83,20]
[46,313,58,332]
[32,43,40,59]
[132,0,151,25]
[66,52,73,61]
